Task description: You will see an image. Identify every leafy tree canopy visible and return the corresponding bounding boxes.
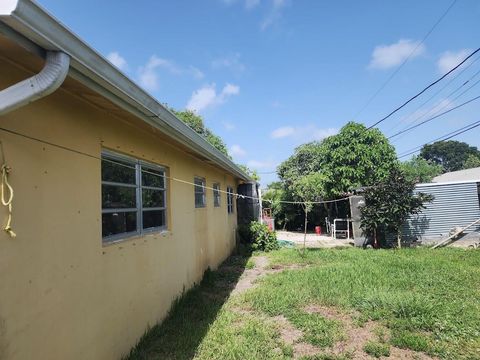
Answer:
[277,122,398,199]
[237,164,260,181]
[172,109,230,158]
[464,154,480,169]
[400,156,443,184]
[419,140,480,173]
[360,167,433,248]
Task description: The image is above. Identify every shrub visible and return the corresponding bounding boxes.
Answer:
[249,221,279,252]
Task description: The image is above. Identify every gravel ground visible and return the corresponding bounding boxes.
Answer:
[276,230,353,248]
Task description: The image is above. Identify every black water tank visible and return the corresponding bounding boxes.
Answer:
[237,182,260,226]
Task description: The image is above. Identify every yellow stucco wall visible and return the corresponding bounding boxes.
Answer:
[0,56,239,360]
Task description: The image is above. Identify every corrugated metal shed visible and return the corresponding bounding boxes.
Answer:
[403,181,480,242]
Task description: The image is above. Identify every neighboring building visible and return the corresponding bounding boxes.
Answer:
[0,1,250,359]
[432,166,480,183]
[403,179,480,243]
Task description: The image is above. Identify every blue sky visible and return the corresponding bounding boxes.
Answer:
[38,0,480,184]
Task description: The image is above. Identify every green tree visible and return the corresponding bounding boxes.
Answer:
[237,164,260,181]
[463,154,480,169]
[173,109,230,158]
[360,168,433,248]
[317,122,398,198]
[262,182,299,230]
[277,141,324,184]
[419,140,480,172]
[400,156,443,183]
[291,173,325,253]
[278,122,398,199]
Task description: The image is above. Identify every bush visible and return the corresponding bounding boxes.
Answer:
[249,221,279,252]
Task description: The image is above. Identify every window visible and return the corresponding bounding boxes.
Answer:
[227,186,234,214]
[101,151,167,242]
[194,177,206,208]
[213,183,221,207]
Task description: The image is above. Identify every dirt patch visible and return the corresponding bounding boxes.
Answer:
[231,256,271,295]
[272,315,303,345]
[300,304,438,360]
[293,342,322,359]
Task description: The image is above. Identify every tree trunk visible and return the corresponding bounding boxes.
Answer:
[303,207,308,256]
[397,229,402,249]
[373,228,377,248]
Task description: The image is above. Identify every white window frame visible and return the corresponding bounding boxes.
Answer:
[227,186,234,214]
[213,183,221,207]
[101,150,167,243]
[194,177,206,208]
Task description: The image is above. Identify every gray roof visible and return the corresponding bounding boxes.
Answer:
[432,167,480,183]
[0,0,250,181]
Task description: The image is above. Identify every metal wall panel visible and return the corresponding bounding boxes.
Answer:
[403,181,480,242]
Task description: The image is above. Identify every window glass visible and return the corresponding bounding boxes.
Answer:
[142,167,165,188]
[194,177,206,208]
[101,151,168,242]
[142,188,165,208]
[102,211,137,237]
[102,184,136,209]
[143,209,166,230]
[213,183,221,207]
[227,187,235,214]
[101,157,136,184]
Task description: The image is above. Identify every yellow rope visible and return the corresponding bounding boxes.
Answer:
[1,164,16,237]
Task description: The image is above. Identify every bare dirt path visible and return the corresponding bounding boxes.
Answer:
[276,231,353,248]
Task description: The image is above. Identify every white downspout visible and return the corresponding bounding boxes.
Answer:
[0,51,70,115]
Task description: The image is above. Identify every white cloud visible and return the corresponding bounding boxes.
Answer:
[271,125,338,142]
[369,39,425,70]
[107,51,127,70]
[260,0,287,30]
[222,0,260,9]
[230,144,247,157]
[222,83,240,96]
[211,53,246,74]
[247,159,277,169]
[186,83,240,113]
[222,121,236,131]
[437,49,472,74]
[400,98,455,125]
[139,55,204,91]
[271,126,295,138]
[245,0,260,9]
[189,66,205,79]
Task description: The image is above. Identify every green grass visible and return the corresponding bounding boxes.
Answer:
[363,341,390,358]
[242,247,480,359]
[126,247,480,359]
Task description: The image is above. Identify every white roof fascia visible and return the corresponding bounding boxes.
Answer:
[416,180,480,188]
[0,0,250,181]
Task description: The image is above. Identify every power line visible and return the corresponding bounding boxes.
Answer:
[388,94,480,139]
[398,120,480,159]
[367,47,480,129]
[353,0,458,120]
[385,53,480,134]
[388,67,480,140]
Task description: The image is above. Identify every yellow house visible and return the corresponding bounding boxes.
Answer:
[0,1,250,359]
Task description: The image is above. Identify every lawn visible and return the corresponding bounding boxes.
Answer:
[126,247,480,360]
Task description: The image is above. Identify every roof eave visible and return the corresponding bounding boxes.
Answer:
[0,0,250,181]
